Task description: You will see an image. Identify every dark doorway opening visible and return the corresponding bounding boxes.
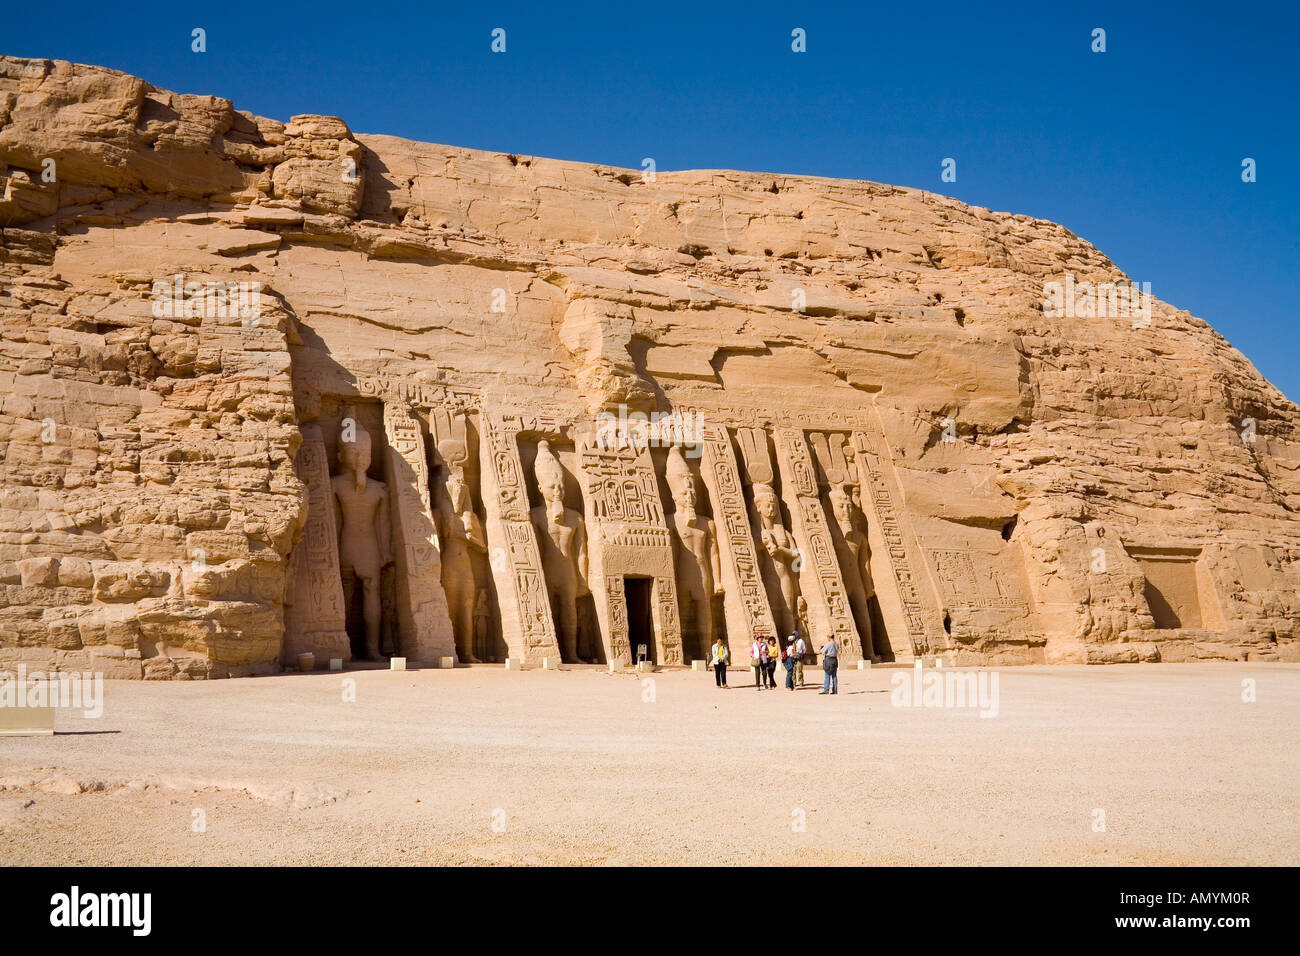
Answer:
[624,577,655,665]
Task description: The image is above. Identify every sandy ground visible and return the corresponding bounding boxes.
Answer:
[0,661,1296,866]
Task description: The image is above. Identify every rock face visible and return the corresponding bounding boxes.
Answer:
[2,56,1297,678]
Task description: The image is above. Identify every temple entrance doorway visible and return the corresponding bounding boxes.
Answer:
[624,577,655,665]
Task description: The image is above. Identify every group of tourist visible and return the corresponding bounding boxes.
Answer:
[707,633,840,694]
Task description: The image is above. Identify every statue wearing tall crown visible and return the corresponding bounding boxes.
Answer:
[529,440,589,661]
[666,446,722,658]
[830,482,877,660]
[438,463,488,661]
[753,481,801,639]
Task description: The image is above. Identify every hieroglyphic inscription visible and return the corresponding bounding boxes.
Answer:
[606,574,629,662]
[284,423,349,661]
[699,423,777,643]
[383,402,455,660]
[578,438,682,665]
[579,442,665,530]
[773,428,860,656]
[482,413,557,658]
[656,582,683,665]
[930,550,1018,609]
[356,375,476,412]
[851,430,933,657]
[613,527,672,548]
[678,403,872,433]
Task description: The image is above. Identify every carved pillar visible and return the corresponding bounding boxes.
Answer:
[812,431,878,660]
[773,428,862,661]
[850,429,944,660]
[383,401,456,662]
[480,413,560,664]
[653,577,682,665]
[284,423,350,664]
[604,575,629,664]
[576,435,683,666]
[697,423,778,651]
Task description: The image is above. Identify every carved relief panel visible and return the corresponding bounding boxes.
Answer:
[773,428,862,660]
[383,401,456,661]
[284,422,350,663]
[697,423,778,651]
[850,429,944,659]
[810,430,881,660]
[577,435,682,666]
[479,412,560,663]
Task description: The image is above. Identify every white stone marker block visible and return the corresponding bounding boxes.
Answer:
[504,658,522,671]
[0,703,54,736]
[438,656,456,669]
[607,661,621,674]
[390,657,407,671]
[541,657,558,671]
[329,658,343,671]
[691,660,707,671]
[635,661,654,674]
[856,659,872,670]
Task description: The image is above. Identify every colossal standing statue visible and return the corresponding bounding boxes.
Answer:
[666,446,723,657]
[753,481,800,638]
[331,411,393,660]
[529,440,589,662]
[438,465,488,662]
[830,482,877,660]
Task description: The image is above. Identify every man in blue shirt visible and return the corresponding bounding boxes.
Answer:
[819,635,840,695]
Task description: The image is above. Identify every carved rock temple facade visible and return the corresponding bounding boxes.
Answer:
[2,58,1299,677]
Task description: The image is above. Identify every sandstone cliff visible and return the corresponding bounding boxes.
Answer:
[2,56,1296,677]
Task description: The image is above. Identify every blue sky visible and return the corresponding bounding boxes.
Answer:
[7,1,1297,399]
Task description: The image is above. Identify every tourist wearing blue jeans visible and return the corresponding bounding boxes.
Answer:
[819,636,840,695]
